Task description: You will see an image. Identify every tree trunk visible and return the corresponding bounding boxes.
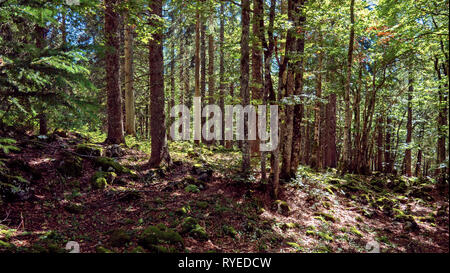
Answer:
[405,77,413,176]
[105,0,125,144]
[124,9,136,136]
[383,116,391,173]
[148,0,170,167]
[342,0,355,173]
[241,0,251,173]
[376,116,383,172]
[289,0,306,175]
[250,0,264,155]
[324,93,337,168]
[312,36,322,169]
[219,3,226,146]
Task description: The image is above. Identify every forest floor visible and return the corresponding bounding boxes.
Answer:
[0,129,448,253]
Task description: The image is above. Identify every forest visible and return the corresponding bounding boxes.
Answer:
[0,0,448,254]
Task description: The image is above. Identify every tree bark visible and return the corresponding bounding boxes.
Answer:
[219,3,226,146]
[289,0,306,175]
[241,0,251,173]
[148,0,170,167]
[405,77,413,176]
[105,0,125,144]
[342,0,355,173]
[124,8,136,136]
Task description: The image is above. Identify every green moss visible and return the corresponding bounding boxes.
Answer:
[94,157,136,177]
[222,225,238,238]
[75,143,103,156]
[90,171,117,189]
[109,229,132,247]
[92,177,107,189]
[176,205,191,215]
[314,212,336,223]
[138,224,183,250]
[274,200,290,215]
[0,240,15,252]
[181,217,208,241]
[181,217,198,233]
[57,155,83,177]
[130,246,145,253]
[350,226,363,237]
[96,246,113,253]
[393,208,414,222]
[184,184,200,193]
[196,201,209,209]
[64,202,85,214]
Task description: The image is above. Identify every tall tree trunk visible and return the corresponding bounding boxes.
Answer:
[312,36,322,170]
[384,116,393,173]
[280,0,299,179]
[35,23,48,135]
[376,116,383,172]
[148,0,170,167]
[219,3,225,146]
[289,0,306,175]
[179,23,185,106]
[250,0,264,155]
[342,0,355,173]
[241,0,251,173]
[434,58,448,177]
[124,9,136,136]
[324,93,337,168]
[105,0,125,144]
[194,7,201,145]
[200,12,207,144]
[207,12,215,145]
[405,77,413,176]
[263,0,276,182]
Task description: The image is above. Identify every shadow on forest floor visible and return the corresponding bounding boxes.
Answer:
[0,129,448,253]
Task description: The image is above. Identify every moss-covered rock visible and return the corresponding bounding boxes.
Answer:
[274,200,290,216]
[314,212,336,223]
[0,172,31,201]
[180,217,208,241]
[109,229,132,247]
[64,202,85,214]
[196,201,209,209]
[75,143,103,156]
[94,157,136,178]
[96,246,113,253]
[90,171,116,189]
[138,224,183,251]
[57,155,83,177]
[222,225,238,238]
[185,184,200,193]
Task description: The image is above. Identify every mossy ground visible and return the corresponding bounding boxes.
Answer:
[0,130,448,253]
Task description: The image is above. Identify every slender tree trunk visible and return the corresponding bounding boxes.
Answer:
[241,0,251,173]
[105,0,125,144]
[194,8,201,145]
[289,0,306,175]
[280,0,300,179]
[384,116,393,173]
[124,9,136,136]
[200,12,207,144]
[342,0,355,173]
[148,0,170,167]
[263,0,276,182]
[405,77,413,176]
[376,116,383,172]
[250,0,264,155]
[434,58,448,177]
[324,93,337,168]
[312,36,322,169]
[207,12,215,145]
[219,3,225,146]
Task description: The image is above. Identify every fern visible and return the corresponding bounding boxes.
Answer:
[0,138,20,154]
